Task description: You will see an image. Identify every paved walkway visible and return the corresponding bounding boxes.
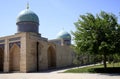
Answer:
[0,73,120,79]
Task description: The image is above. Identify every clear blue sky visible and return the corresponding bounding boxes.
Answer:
[0,0,120,40]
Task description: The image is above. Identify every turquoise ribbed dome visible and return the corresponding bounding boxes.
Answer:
[57,30,71,39]
[16,9,39,24]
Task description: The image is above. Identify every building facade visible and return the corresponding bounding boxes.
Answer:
[0,6,75,73]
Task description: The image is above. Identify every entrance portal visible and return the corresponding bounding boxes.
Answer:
[47,46,56,68]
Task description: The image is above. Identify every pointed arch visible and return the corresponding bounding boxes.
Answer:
[0,47,4,71]
[47,46,56,68]
[9,43,20,71]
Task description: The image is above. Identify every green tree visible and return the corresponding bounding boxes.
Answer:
[72,11,119,69]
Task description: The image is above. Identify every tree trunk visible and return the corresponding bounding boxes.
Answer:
[103,53,107,69]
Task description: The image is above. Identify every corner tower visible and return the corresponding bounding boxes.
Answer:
[16,4,39,33]
[57,30,71,45]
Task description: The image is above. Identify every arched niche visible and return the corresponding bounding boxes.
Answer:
[47,46,56,68]
[9,43,20,71]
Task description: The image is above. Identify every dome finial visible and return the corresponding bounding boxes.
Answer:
[26,2,29,9]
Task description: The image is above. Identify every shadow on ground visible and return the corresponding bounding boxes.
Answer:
[89,67,120,73]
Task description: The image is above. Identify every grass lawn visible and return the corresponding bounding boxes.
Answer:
[64,62,120,73]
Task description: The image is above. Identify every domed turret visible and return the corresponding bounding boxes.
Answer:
[57,30,71,45]
[57,30,71,40]
[16,4,39,33]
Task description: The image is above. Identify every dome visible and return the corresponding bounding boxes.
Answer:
[16,9,39,24]
[57,30,71,39]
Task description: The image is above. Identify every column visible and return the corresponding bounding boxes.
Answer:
[20,35,27,72]
[4,39,9,72]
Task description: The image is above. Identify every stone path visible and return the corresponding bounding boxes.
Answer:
[0,73,120,79]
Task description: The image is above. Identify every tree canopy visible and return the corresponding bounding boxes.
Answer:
[72,11,120,68]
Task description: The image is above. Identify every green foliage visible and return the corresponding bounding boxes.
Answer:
[72,11,120,68]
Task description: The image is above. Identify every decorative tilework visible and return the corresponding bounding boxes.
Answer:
[9,37,20,41]
[0,40,5,43]
[0,44,4,49]
[9,41,21,49]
